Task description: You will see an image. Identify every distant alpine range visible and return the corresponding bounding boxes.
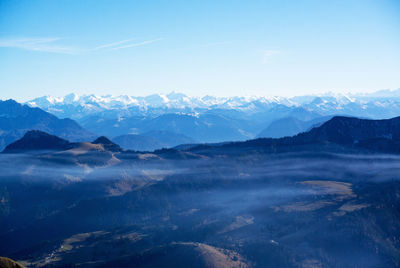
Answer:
[1,89,400,151]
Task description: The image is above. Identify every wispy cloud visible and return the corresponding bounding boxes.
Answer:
[0,37,81,54]
[110,38,164,50]
[0,37,163,54]
[262,49,280,63]
[93,38,136,50]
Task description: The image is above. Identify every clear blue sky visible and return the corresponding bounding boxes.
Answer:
[0,0,399,101]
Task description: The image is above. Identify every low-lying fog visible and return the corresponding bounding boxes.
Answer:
[0,151,399,267]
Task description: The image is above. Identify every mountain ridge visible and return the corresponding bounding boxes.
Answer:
[5,115,400,156]
[26,89,400,115]
[3,130,74,153]
[185,115,400,155]
[0,99,96,151]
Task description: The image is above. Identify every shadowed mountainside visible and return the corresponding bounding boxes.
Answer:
[3,130,74,153]
[112,131,195,151]
[0,100,95,151]
[257,116,333,138]
[188,116,400,155]
[0,257,25,268]
[1,115,400,267]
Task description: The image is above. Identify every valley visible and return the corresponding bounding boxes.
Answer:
[1,117,400,267]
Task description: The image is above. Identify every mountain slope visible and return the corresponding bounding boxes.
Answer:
[113,130,194,151]
[257,117,307,138]
[81,113,252,143]
[92,136,123,152]
[188,116,400,155]
[139,113,252,142]
[0,99,95,150]
[257,116,333,138]
[297,116,400,145]
[3,130,74,153]
[0,257,24,268]
[112,134,164,151]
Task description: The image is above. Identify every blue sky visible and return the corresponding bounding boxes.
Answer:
[0,0,399,101]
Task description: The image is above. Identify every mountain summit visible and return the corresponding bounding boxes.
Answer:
[92,136,122,152]
[3,130,74,153]
[299,116,400,144]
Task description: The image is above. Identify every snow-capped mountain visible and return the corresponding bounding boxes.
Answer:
[25,89,400,143]
[27,90,400,118]
[27,92,295,118]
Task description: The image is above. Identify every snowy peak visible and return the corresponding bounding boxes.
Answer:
[24,89,400,122]
[26,92,295,112]
[27,90,393,112]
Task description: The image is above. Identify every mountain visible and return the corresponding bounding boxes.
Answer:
[257,117,308,138]
[3,130,74,153]
[0,99,96,151]
[2,130,189,154]
[2,132,125,170]
[113,131,195,151]
[257,116,333,138]
[187,116,400,155]
[79,113,252,143]
[297,116,400,147]
[142,130,195,147]
[113,134,164,151]
[92,136,123,152]
[138,113,252,143]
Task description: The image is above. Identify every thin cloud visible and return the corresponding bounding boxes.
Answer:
[93,38,136,50]
[0,37,164,54]
[110,38,163,50]
[0,37,80,54]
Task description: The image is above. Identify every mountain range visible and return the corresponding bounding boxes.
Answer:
[25,90,400,144]
[26,89,400,120]
[26,89,400,115]
[3,89,400,153]
[187,115,400,156]
[5,115,400,156]
[0,91,400,151]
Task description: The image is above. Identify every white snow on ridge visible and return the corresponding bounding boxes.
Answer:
[27,92,297,110]
[24,89,400,119]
